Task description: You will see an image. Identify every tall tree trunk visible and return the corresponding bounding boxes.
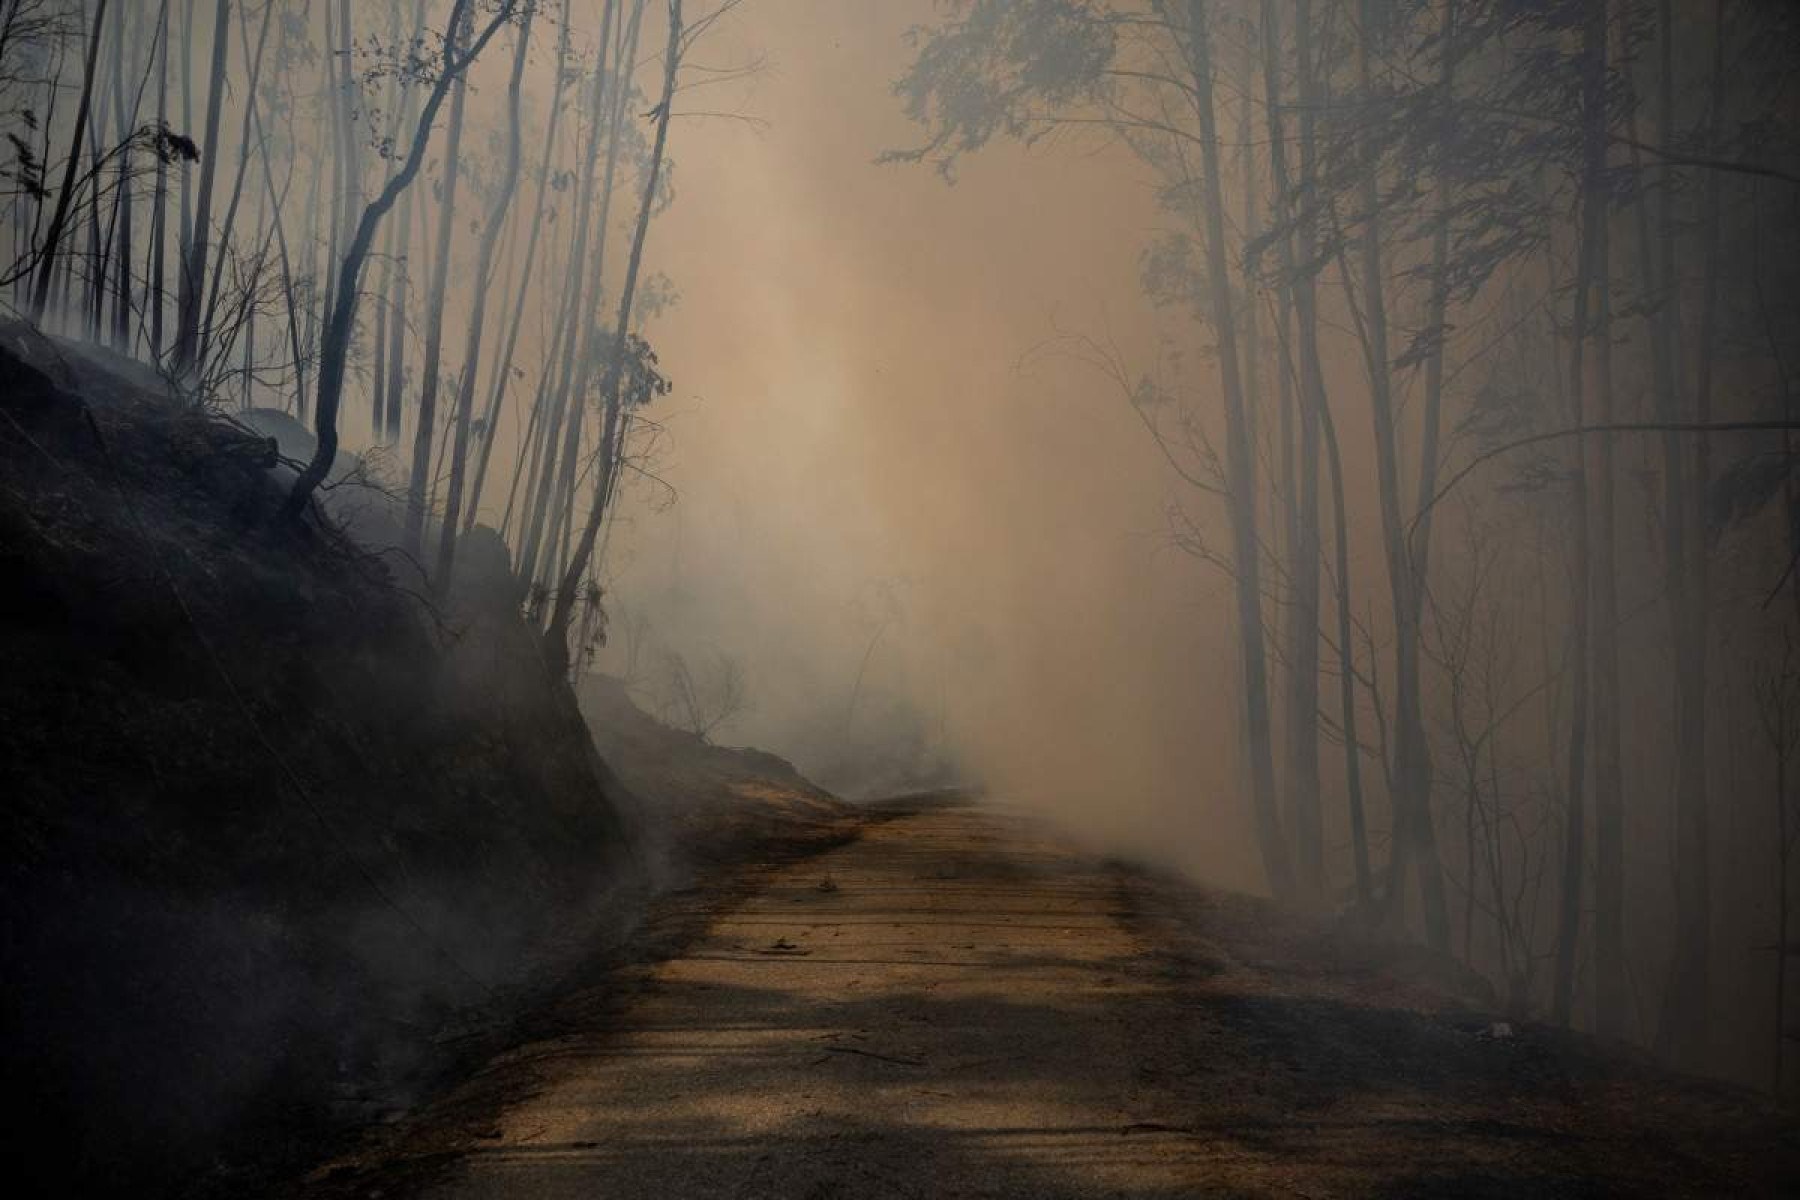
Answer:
[1411,0,1462,950]
[334,0,362,299]
[317,0,342,384]
[1552,0,1609,1028]
[1411,0,1454,645]
[518,0,627,586]
[511,277,577,564]
[148,0,170,357]
[434,2,535,588]
[517,18,606,586]
[1356,0,1449,948]
[316,0,361,413]
[1630,1,1692,1033]
[370,236,389,435]
[1292,0,1368,908]
[242,172,266,407]
[295,127,322,419]
[25,32,63,312]
[1170,0,1294,901]
[280,0,517,526]
[544,0,682,681]
[177,0,195,351]
[200,0,275,356]
[173,0,228,373]
[402,7,474,558]
[29,0,108,323]
[371,0,430,440]
[464,0,576,535]
[1238,81,1267,563]
[544,0,648,591]
[1551,391,1593,1026]
[384,179,415,441]
[107,0,132,352]
[246,77,304,419]
[368,0,413,440]
[84,122,102,340]
[1658,0,1723,1067]
[1266,0,1325,902]
[1319,367,1372,908]
[1586,0,1625,1039]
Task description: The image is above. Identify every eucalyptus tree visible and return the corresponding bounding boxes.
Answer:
[27,0,108,322]
[196,0,277,379]
[1261,0,1328,903]
[516,0,628,588]
[882,0,1627,946]
[103,0,132,351]
[542,0,660,583]
[149,0,170,356]
[280,0,522,527]
[434,0,537,588]
[461,0,575,537]
[171,0,229,372]
[544,0,682,679]
[1657,0,1727,1068]
[888,0,1305,898]
[402,3,476,557]
[370,0,430,441]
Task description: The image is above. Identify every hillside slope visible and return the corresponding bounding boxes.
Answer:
[0,322,635,1196]
[580,673,856,873]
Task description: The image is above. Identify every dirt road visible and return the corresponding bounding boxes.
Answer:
[302,799,1797,1198]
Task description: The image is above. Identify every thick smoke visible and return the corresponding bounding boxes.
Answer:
[584,0,1266,888]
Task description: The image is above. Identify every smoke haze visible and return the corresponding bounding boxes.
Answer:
[11,0,1800,1095]
[592,0,1264,887]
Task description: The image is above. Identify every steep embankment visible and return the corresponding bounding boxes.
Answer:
[580,673,856,873]
[0,321,638,1196]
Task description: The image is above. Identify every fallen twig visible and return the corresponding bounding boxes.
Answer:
[822,1045,924,1068]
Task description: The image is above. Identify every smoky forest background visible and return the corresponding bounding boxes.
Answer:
[4,0,1800,1116]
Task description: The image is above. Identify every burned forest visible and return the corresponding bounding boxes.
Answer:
[3,0,1800,1196]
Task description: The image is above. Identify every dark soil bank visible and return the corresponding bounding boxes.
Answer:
[0,322,637,1197]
